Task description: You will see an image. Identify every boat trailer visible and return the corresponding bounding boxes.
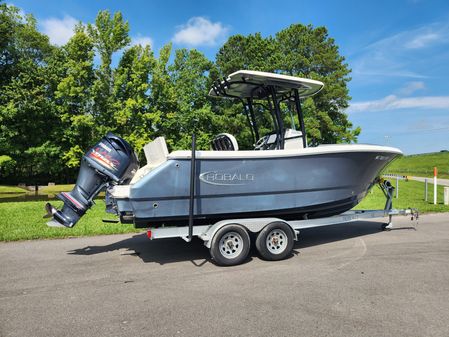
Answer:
[145,178,419,266]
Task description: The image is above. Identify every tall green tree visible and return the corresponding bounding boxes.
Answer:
[113,44,157,155]
[88,10,130,131]
[0,3,52,87]
[167,48,216,150]
[54,24,96,168]
[274,24,359,144]
[0,4,61,183]
[149,43,178,149]
[214,33,278,76]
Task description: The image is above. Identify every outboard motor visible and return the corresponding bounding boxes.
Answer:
[45,133,139,227]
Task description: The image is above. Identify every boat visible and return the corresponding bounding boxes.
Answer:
[45,70,402,229]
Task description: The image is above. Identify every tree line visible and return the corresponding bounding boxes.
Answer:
[0,3,360,184]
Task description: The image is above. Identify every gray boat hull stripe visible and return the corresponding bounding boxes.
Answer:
[115,185,354,202]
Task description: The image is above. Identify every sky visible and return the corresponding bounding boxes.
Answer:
[11,0,449,154]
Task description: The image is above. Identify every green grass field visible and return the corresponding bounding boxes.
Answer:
[0,184,74,194]
[40,184,74,193]
[0,200,142,241]
[386,151,449,179]
[0,179,447,242]
[0,185,27,193]
[355,179,447,212]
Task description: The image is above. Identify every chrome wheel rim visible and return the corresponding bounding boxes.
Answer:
[266,229,288,255]
[219,231,244,259]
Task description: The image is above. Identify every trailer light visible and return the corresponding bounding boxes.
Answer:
[146,230,152,239]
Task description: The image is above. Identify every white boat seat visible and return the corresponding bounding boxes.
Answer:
[130,137,169,184]
[211,133,239,151]
[143,136,169,164]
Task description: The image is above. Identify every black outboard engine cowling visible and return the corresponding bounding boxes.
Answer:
[45,133,139,227]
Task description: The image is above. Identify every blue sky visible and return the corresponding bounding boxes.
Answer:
[12,0,449,154]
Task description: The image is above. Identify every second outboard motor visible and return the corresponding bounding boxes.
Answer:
[45,133,139,227]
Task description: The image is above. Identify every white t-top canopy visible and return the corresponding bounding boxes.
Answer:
[209,70,324,99]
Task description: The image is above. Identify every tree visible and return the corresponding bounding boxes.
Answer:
[0,4,61,184]
[88,10,130,131]
[146,44,218,151]
[215,33,278,77]
[167,48,216,150]
[0,3,53,88]
[274,24,359,144]
[54,24,96,168]
[0,155,15,176]
[149,43,178,149]
[113,44,157,156]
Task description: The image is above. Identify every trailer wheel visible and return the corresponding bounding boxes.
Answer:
[210,224,250,266]
[256,222,294,261]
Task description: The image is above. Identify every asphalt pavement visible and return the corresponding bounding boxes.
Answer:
[408,176,449,186]
[1,214,449,337]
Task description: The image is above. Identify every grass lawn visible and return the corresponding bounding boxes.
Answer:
[0,184,74,194]
[386,152,449,179]
[0,185,27,193]
[0,200,142,241]
[40,184,74,193]
[0,179,447,242]
[355,179,448,213]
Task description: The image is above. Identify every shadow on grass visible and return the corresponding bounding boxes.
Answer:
[68,220,413,266]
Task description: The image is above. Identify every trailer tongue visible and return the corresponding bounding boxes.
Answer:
[44,133,138,227]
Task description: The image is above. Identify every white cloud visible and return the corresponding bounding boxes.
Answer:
[131,35,153,47]
[348,95,449,113]
[365,22,449,52]
[350,21,449,80]
[405,32,440,49]
[397,81,425,96]
[172,17,228,46]
[40,15,78,46]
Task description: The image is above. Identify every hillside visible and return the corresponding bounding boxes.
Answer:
[385,151,449,179]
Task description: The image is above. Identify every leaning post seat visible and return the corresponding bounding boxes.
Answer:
[130,137,169,184]
[211,133,239,151]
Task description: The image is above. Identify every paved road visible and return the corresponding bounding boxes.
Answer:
[1,214,449,337]
[408,176,449,186]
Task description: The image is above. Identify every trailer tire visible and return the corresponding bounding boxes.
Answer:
[256,222,294,261]
[210,224,250,266]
